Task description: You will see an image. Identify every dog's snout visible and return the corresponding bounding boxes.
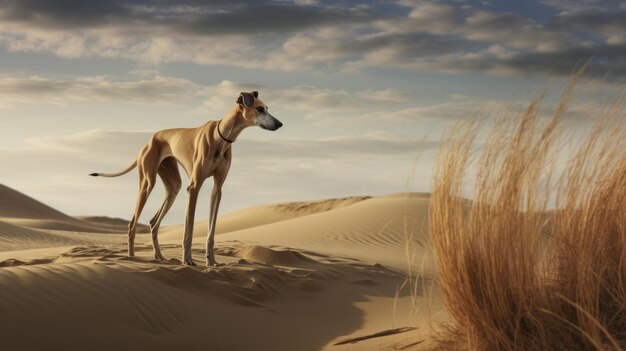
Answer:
[259,114,283,131]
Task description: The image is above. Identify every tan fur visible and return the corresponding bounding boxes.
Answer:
[93,92,281,266]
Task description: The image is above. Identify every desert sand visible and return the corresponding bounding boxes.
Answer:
[0,184,444,350]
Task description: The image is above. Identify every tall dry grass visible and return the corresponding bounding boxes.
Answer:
[429,79,626,351]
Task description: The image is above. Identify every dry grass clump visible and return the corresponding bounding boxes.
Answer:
[429,79,626,351]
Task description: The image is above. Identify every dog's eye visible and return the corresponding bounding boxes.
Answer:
[256,107,265,113]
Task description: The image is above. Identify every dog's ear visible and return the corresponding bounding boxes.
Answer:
[237,92,255,108]
[252,91,258,98]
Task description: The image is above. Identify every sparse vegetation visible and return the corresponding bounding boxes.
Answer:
[429,79,626,350]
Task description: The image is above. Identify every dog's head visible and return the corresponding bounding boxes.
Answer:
[237,91,283,131]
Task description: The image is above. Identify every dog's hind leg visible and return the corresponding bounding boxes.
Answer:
[148,157,181,261]
[127,141,160,257]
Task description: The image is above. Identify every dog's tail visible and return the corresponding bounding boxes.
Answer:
[90,161,137,178]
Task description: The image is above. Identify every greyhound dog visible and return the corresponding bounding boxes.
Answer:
[90,91,282,266]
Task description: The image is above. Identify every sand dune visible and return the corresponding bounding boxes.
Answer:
[0,220,121,251]
[78,215,149,233]
[1,216,138,234]
[161,193,432,273]
[0,185,438,350]
[0,183,72,220]
[159,195,371,238]
[0,184,149,252]
[0,183,135,235]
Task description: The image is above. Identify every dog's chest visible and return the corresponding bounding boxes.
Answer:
[209,146,229,163]
[200,147,230,173]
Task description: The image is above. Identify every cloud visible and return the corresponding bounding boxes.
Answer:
[0,74,431,132]
[0,0,381,67]
[540,0,619,13]
[0,74,203,108]
[24,129,153,156]
[294,0,319,5]
[495,44,626,78]
[196,80,422,126]
[355,88,415,103]
[175,4,376,36]
[24,129,434,160]
[332,1,600,75]
[1,73,615,130]
[549,10,626,44]
[0,0,131,30]
[0,0,623,80]
[380,101,504,121]
[288,1,624,80]
[401,1,460,33]
[0,0,376,34]
[235,133,439,160]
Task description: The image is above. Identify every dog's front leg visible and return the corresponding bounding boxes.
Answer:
[206,175,225,266]
[182,180,203,266]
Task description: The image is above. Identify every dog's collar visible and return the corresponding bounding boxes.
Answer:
[217,120,235,144]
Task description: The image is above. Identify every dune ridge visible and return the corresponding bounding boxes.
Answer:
[160,195,372,238]
[0,183,72,220]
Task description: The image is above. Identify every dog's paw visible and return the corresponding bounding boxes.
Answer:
[183,258,197,266]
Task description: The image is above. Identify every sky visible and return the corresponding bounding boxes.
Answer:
[0,0,624,224]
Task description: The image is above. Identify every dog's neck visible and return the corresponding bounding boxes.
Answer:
[214,106,249,144]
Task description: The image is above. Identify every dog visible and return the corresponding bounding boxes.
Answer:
[90,91,282,266]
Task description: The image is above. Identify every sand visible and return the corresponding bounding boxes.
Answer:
[0,184,443,350]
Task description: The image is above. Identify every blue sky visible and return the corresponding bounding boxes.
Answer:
[0,0,624,223]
